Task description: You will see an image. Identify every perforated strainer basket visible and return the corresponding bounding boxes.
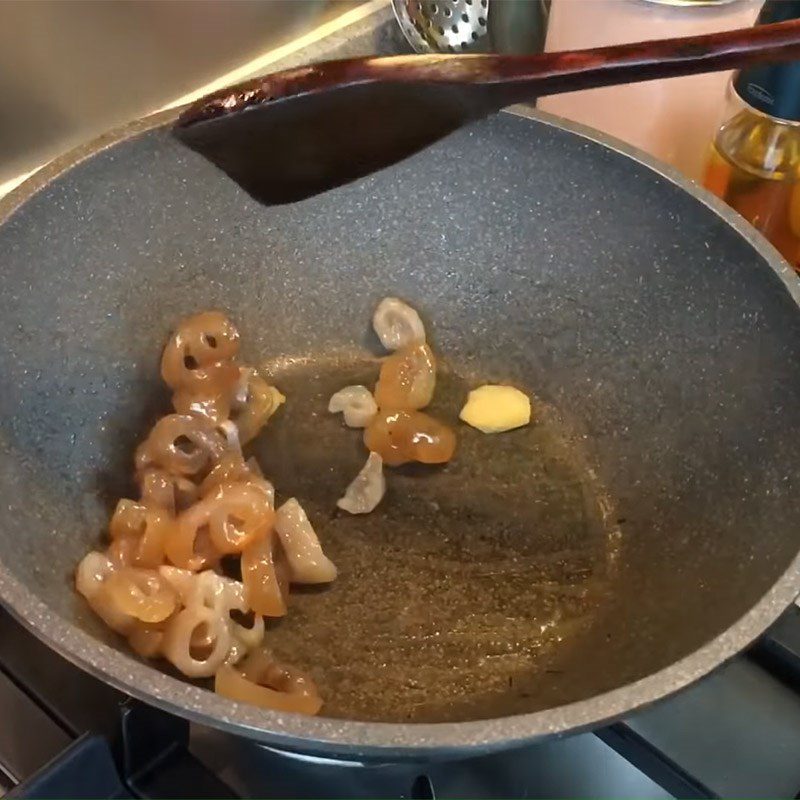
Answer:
[391,0,549,54]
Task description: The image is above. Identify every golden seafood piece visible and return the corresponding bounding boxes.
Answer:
[139,470,198,515]
[241,531,289,618]
[161,311,240,390]
[169,482,272,569]
[234,375,285,445]
[171,370,239,424]
[135,414,227,478]
[364,409,456,466]
[215,661,321,715]
[162,605,231,678]
[102,567,178,624]
[374,343,436,411]
[109,499,173,568]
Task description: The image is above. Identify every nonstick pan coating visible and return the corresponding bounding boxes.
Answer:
[0,107,799,757]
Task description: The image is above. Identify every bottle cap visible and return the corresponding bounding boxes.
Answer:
[733,0,800,123]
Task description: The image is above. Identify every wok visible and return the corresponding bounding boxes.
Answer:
[0,105,800,760]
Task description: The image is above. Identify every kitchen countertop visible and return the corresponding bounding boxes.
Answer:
[0,0,405,199]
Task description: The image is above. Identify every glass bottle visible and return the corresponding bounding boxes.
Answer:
[703,0,800,271]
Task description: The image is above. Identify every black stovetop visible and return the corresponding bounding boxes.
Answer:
[3,604,800,799]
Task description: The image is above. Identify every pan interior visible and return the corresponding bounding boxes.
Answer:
[253,354,619,722]
[1,111,800,731]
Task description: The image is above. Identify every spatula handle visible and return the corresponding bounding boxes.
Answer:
[488,18,800,99]
[179,20,800,127]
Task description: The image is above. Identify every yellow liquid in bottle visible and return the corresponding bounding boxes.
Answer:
[703,108,800,271]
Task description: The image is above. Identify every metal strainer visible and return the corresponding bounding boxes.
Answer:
[392,0,549,54]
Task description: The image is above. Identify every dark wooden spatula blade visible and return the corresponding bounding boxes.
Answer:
[175,81,490,206]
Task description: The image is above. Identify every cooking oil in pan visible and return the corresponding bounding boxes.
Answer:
[252,353,622,723]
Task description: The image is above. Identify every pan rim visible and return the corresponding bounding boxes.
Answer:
[1,104,799,758]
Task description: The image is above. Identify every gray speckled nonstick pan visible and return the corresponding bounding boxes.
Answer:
[1,105,800,759]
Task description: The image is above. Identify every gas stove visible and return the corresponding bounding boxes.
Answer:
[3,5,800,799]
[3,605,800,798]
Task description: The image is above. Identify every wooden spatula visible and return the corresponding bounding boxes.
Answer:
[174,20,800,206]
